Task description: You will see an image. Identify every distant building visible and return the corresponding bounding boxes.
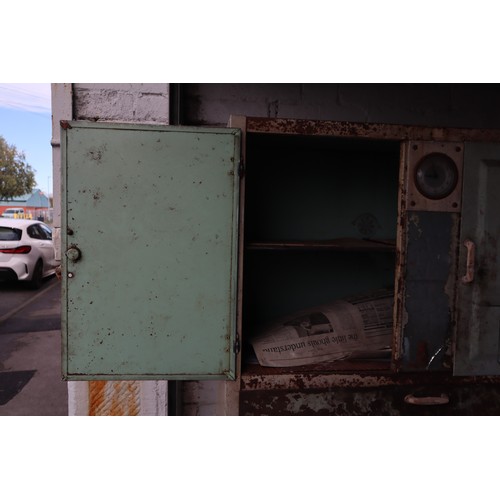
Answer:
[0,189,52,221]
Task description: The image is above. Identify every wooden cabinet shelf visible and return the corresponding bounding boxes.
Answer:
[246,238,396,252]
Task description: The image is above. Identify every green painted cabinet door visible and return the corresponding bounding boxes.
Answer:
[455,143,500,375]
[61,122,241,380]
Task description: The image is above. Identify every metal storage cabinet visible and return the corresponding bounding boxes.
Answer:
[62,117,500,414]
[236,118,500,415]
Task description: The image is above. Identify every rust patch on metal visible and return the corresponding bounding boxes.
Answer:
[392,142,409,371]
[60,120,72,130]
[415,341,429,367]
[245,118,500,143]
[241,363,500,393]
[240,381,500,415]
[89,380,140,416]
[446,213,462,366]
[89,380,106,415]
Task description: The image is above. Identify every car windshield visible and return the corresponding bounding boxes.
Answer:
[0,226,22,241]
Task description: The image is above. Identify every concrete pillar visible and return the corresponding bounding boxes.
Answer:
[52,83,170,416]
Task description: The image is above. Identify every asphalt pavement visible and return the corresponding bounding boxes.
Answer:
[0,277,67,416]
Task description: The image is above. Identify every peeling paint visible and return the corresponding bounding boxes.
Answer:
[408,213,423,238]
[240,376,500,415]
[81,372,500,416]
[246,118,500,143]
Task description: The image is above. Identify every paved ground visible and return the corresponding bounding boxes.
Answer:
[0,278,67,416]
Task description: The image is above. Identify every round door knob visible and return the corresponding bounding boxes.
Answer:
[66,246,82,262]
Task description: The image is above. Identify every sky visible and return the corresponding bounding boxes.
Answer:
[0,83,52,196]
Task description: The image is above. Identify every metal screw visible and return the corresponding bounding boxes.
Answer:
[66,246,82,262]
[68,272,74,278]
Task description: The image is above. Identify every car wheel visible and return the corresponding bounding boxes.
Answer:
[28,260,44,290]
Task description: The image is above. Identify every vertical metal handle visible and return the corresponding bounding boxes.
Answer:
[462,239,475,284]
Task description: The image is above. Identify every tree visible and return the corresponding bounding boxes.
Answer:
[0,135,36,200]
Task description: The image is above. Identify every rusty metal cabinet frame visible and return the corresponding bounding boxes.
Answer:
[223,116,500,415]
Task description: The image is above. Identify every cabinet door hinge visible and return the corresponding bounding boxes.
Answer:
[238,159,245,178]
[233,334,241,354]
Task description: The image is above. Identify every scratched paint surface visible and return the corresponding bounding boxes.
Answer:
[455,143,500,375]
[240,382,500,415]
[400,211,458,370]
[61,122,240,379]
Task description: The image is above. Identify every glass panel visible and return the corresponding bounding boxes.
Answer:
[0,227,21,241]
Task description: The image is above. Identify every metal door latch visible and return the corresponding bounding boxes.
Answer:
[66,245,82,262]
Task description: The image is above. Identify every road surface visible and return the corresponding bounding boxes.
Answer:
[0,277,67,415]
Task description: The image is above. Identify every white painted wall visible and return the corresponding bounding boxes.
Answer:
[73,83,169,123]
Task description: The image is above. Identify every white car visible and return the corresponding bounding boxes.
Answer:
[0,219,57,289]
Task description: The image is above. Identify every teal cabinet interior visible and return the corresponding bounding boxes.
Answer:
[242,133,399,348]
